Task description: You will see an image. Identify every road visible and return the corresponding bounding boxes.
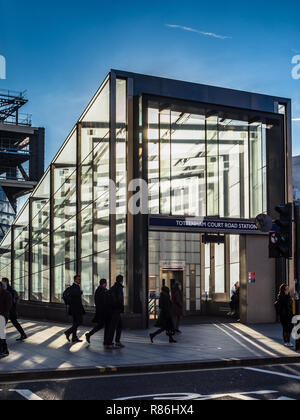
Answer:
[0,364,300,400]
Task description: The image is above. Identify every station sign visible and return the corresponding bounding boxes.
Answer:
[149,216,265,235]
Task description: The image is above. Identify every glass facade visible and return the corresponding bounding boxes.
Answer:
[147,102,267,219]
[0,71,287,320]
[0,75,128,308]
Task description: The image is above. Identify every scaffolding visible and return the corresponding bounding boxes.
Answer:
[0,89,32,126]
[0,89,44,239]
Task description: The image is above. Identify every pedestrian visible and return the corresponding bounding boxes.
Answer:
[64,275,86,344]
[228,282,240,317]
[106,275,125,350]
[1,278,27,341]
[0,281,12,358]
[172,282,183,334]
[275,284,294,348]
[150,286,176,344]
[85,279,112,346]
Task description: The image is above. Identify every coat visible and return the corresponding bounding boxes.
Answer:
[277,294,293,325]
[110,282,125,314]
[93,286,111,323]
[7,285,19,319]
[155,289,175,332]
[68,284,86,317]
[172,288,183,317]
[0,289,13,320]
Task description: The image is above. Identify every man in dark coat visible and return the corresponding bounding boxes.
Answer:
[106,275,125,350]
[64,275,86,343]
[0,281,13,357]
[85,279,112,346]
[1,278,27,341]
[150,286,176,344]
[172,283,183,334]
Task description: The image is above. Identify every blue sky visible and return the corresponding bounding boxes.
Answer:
[1,0,300,166]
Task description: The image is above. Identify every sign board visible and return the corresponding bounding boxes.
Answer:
[248,272,256,284]
[202,234,225,244]
[160,260,186,268]
[149,216,264,235]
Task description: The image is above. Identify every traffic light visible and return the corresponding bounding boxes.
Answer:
[269,203,293,259]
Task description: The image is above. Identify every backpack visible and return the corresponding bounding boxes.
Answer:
[63,287,72,306]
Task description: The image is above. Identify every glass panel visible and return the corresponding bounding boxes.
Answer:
[54,129,77,166]
[81,79,110,162]
[171,112,206,216]
[215,243,225,294]
[148,108,160,214]
[219,120,248,218]
[94,132,110,287]
[53,216,76,302]
[204,243,210,295]
[160,109,171,214]
[116,79,127,287]
[230,235,240,293]
[32,168,50,200]
[250,123,263,217]
[31,239,50,302]
[207,116,219,216]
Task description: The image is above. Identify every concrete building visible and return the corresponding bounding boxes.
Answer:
[0,71,293,328]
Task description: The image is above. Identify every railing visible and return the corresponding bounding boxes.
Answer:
[0,166,28,181]
[148,296,160,320]
[2,113,32,126]
[0,89,27,98]
[0,143,30,154]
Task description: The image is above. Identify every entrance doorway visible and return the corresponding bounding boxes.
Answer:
[161,269,184,292]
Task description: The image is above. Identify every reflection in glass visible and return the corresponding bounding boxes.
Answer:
[116,79,127,293]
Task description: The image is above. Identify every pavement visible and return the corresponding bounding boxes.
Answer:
[0,318,299,381]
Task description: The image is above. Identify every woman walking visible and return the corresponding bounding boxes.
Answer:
[150,286,176,344]
[172,283,183,334]
[276,284,294,348]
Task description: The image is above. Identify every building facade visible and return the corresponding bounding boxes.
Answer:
[0,71,293,328]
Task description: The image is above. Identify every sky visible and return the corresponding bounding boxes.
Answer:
[1,0,300,167]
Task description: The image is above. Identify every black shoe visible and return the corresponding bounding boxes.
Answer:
[85,334,91,344]
[169,337,177,343]
[72,338,83,344]
[65,332,71,343]
[1,341,9,357]
[150,334,155,344]
[16,335,27,342]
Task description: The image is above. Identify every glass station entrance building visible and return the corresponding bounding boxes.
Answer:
[0,70,292,328]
